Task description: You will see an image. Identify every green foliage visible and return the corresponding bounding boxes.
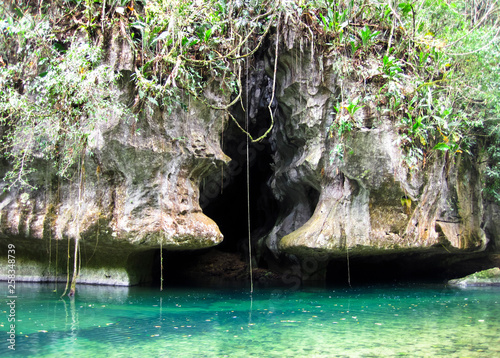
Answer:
[0,0,499,204]
[381,54,403,79]
[319,7,348,39]
[313,1,500,202]
[0,11,129,190]
[359,25,379,48]
[126,0,277,113]
[397,2,413,17]
[345,96,363,115]
[329,96,364,162]
[330,96,363,135]
[484,119,500,203]
[0,0,279,190]
[350,0,500,204]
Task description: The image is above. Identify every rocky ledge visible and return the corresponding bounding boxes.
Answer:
[449,267,500,287]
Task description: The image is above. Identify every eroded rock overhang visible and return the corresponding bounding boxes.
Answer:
[1,21,499,287]
[0,32,228,286]
[271,29,493,259]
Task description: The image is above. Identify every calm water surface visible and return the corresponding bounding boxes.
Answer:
[1,282,499,357]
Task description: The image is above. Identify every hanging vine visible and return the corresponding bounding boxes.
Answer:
[61,150,85,297]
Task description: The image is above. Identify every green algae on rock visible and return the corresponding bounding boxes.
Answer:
[449,267,500,287]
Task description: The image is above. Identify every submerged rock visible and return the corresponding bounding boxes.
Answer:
[448,267,500,287]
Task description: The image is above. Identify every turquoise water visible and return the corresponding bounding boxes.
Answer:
[1,282,499,357]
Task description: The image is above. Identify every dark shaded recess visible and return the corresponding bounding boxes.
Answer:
[150,247,288,288]
[326,251,498,286]
[151,249,192,287]
[150,76,282,287]
[151,248,248,288]
[200,81,280,255]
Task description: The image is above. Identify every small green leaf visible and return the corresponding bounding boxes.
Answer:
[53,42,66,53]
[412,117,423,131]
[433,143,450,151]
[398,2,412,17]
[148,96,158,106]
[319,13,328,29]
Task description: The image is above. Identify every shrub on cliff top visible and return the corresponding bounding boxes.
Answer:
[0,11,127,190]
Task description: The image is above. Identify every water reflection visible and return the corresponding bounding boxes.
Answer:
[1,283,499,357]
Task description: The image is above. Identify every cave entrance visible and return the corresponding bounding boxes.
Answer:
[200,99,279,255]
[149,73,283,287]
[149,113,280,287]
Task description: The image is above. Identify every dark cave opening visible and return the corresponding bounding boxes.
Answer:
[151,248,259,287]
[199,79,280,256]
[150,74,283,287]
[145,246,498,288]
[200,130,279,254]
[325,251,497,286]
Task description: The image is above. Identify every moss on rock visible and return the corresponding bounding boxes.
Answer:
[448,267,500,287]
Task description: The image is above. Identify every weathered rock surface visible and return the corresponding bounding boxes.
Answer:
[0,37,227,286]
[268,32,490,260]
[449,267,500,287]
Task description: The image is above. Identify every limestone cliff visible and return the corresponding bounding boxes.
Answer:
[272,37,488,256]
[0,12,498,287]
[0,31,227,285]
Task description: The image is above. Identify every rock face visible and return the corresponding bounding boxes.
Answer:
[0,95,227,285]
[269,33,489,260]
[0,25,498,286]
[449,267,500,287]
[0,36,227,285]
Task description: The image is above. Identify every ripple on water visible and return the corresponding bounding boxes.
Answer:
[3,283,500,357]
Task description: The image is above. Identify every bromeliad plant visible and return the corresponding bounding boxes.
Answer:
[318,6,349,41]
[330,96,364,136]
[329,96,364,162]
[359,25,379,48]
